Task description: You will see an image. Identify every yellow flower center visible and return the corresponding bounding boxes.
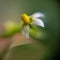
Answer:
[21,13,31,24]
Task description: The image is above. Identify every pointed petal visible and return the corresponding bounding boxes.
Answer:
[31,12,45,18]
[22,25,30,38]
[30,12,45,27]
[31,19,45,27]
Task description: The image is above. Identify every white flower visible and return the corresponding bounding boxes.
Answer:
[21,12,45,38]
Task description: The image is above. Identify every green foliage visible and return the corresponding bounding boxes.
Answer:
[29,25,46,40]
[0,21,22,38]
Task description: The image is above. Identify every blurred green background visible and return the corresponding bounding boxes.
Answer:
[0,0,59,60]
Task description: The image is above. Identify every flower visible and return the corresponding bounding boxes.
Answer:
[21,12,45,38]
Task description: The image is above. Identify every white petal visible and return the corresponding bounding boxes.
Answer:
[30,12,45,27]
[31,19,45,27]
[31,12,45,18]
[22,25,30,38]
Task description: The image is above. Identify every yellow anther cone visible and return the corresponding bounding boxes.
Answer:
[21,13,31,24]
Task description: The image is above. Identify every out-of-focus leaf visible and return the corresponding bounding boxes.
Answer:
[0,21,23,38]
[29,25,46,40]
